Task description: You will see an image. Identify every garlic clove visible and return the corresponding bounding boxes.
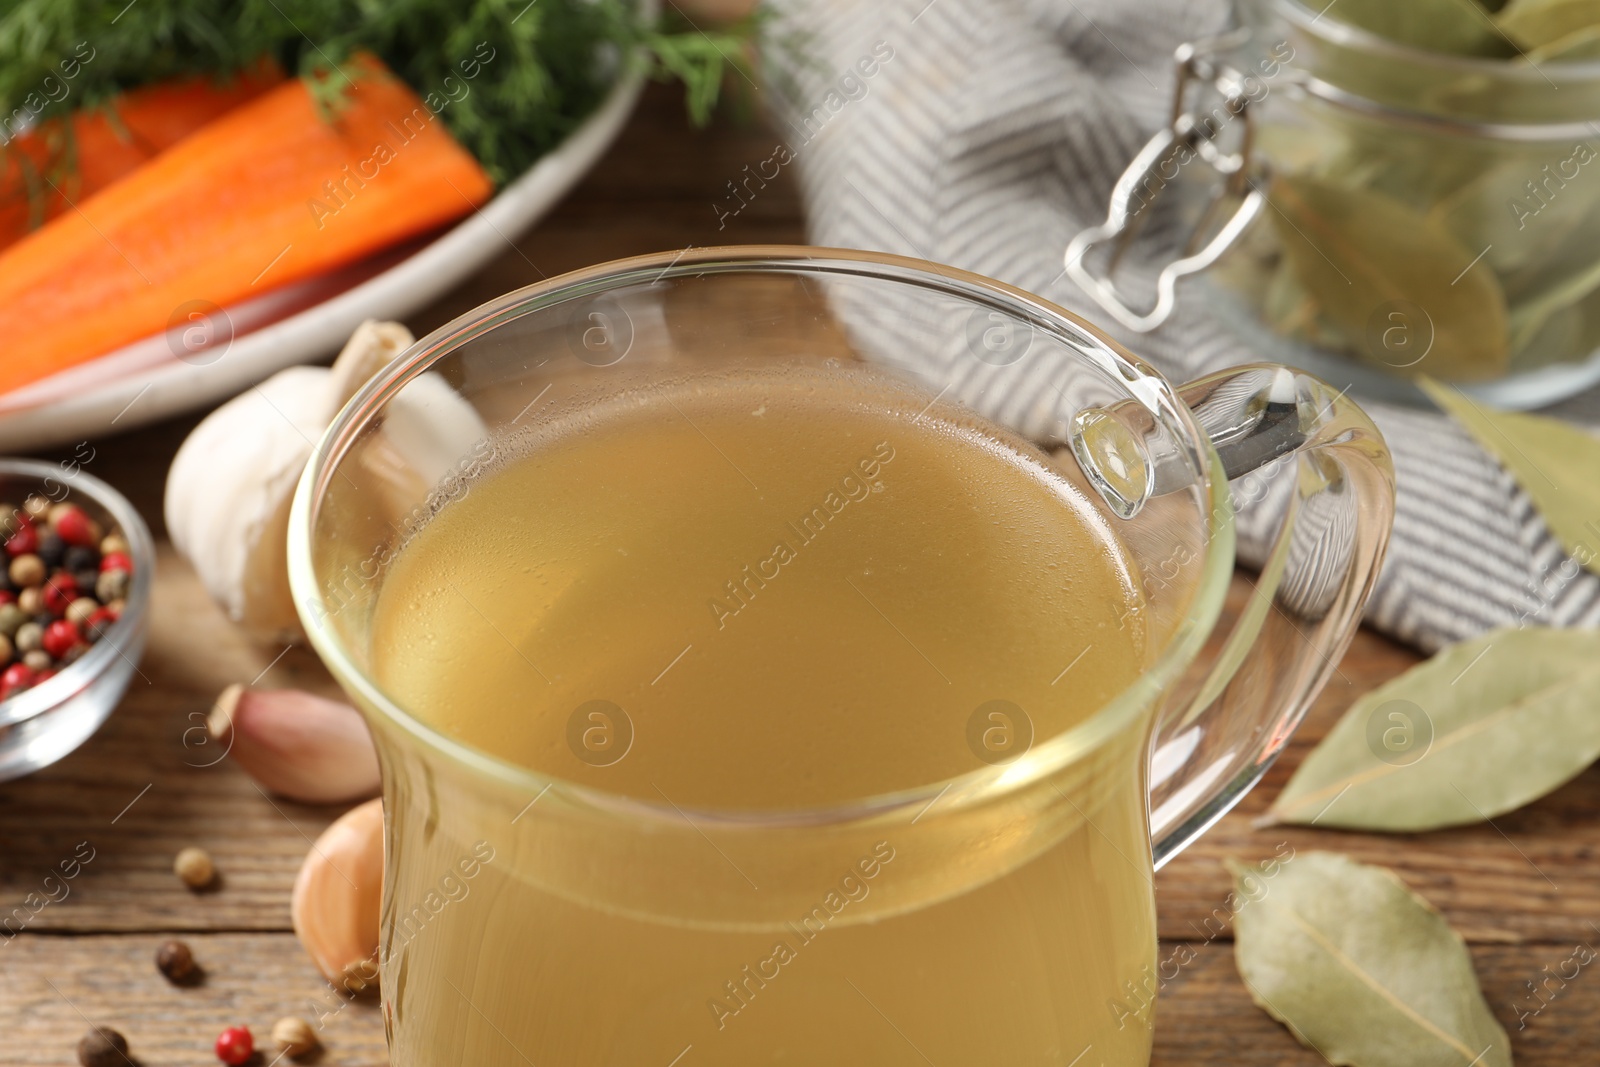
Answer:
[357,370,493,532]
[383,371,492,487]
[208,685,381,804]
[292,797,384,992]
[327,320,417,410]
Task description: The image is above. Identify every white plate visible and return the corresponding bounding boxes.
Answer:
[0,64,647,452]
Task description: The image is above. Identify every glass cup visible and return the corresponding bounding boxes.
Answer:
[287,246,1394,1065]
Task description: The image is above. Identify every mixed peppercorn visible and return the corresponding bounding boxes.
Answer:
[72,852,324,1065]
[0,495,130,701]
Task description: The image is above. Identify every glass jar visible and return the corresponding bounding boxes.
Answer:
[1068,0,1600,408]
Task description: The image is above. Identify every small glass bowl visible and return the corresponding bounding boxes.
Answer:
[0,458,153,781]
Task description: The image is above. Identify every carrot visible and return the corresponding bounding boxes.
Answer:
[0,59,284,248]
[0,54,493,396]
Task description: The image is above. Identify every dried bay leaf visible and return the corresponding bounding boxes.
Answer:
[1525,21,1600,57]
[1427,151,1600,277]
[1264,260,1319,336]
[1426,155,1600,350]
[1498,0,1600,49]
[1267,627,1600,830]
[1328,118,1485,207]
[1230,852,1511,1067]
[1326,0,1511,55]
[1508,253,1600,352]
[1269,176,1510,381]
[1510,300,1584,369]
[1421,378,1600,573]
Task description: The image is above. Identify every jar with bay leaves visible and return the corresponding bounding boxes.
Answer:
[1067,0,1600,407]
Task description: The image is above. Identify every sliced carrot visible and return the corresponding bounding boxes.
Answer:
[0,54,493,395]
[0,59,284,247]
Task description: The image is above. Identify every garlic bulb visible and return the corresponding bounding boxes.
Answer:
[292,797,384,992]
[166,320,488,641]
[165,363,338,640]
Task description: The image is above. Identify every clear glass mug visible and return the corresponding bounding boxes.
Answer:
[287,247,1393,1065]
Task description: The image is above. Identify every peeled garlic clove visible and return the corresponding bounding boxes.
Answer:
[292,797,384,992]
[209,685,381,804]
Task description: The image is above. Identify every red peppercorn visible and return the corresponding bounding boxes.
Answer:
[33,668,55,684]
[42,619,79,659]
[214,1026,253,1065]
[100,552,133,575]
[52,505,95,548]
[5,524,37,558]
[85,607,117,639]
[42,574,77,616]
[0,591,14,607]
[0,661,33,698]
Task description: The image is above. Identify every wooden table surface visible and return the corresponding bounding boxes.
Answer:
[4,84,1593,1066]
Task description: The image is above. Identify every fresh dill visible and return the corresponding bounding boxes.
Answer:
[0,0,759,186]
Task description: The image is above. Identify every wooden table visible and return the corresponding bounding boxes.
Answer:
[4,84,1593,1066]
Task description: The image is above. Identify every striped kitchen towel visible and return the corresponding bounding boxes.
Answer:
[760,0,1600,652]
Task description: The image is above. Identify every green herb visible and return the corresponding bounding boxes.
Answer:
[1268,174,1510,381]
[1266,626,1600,831]
[1230,852,1511,1067]
[1421,378,1600,573]
[0,0,759,187]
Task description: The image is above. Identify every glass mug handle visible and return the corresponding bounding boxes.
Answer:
[1076,363,1396,867]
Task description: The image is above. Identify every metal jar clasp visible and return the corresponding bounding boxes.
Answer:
[1064,35,1269,333]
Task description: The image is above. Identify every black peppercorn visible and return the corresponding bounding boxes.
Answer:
[76,1025,128,1067]
[36,533,65,570]
[155,938,196,983]
[63,545,100,574]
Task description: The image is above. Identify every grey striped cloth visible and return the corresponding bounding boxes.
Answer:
[762,0,1600,653]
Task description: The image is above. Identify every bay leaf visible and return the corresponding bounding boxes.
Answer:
[1420,378,1600,574]
[1508,251,1600,352]
[1230,852,1512,1067]
[1498,0,1600,49]
[1427,151,1600,278]
[1327,0,1511,56]
[1327,116,1486,207]
[1266,627,1600,830]
[1264,259,1318,335]
[1524,21,1600,57]
[1510,300,1583,368]
[1269,175,1510,381]
[1424,147,1600,353]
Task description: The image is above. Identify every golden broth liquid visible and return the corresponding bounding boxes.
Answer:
[368,368,1159,1065]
